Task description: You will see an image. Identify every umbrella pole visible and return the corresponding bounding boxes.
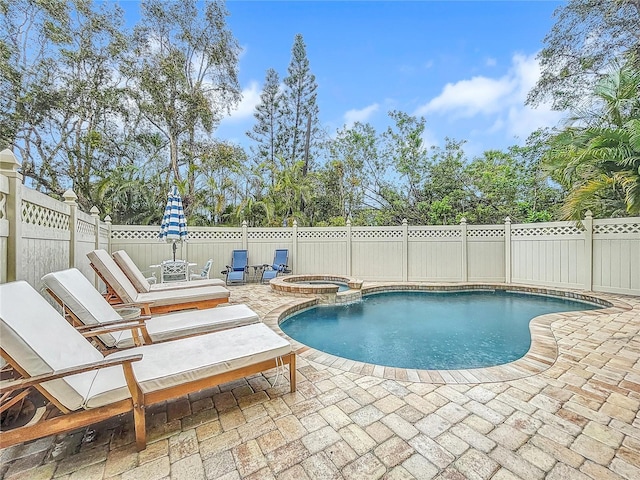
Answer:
[172,241,177,261]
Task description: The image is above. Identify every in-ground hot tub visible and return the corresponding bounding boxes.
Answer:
[269,274,363,304]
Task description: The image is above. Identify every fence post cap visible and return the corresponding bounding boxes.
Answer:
[402,218,408,226]
[504,216,511,224]
[90,206,100,217]
[0,149,20,171]
[63,189,78,204]
[104,215,112,224]
[460,217,467,225]
[585,210,593,219]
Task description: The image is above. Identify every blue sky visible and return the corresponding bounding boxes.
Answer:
[125,0,567,158]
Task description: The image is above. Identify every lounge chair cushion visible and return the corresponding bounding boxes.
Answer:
[0,281,106,411]
[111,250,154,292]
[41,269,258,348]
[88,250,230,306]
[1,281,291,412]
[87,249,141,303]
[42,268,124,346]
[133,286,229,306]
[86,323,290,408]
[112,250,224,292]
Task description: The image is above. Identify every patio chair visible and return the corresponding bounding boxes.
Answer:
[112,250,224,291]
[87,250,230,314]
[0,281,295,451]
[190,259,213,281]
[261,249,291,283]
[224,249,248,285]
[42,268,259,349]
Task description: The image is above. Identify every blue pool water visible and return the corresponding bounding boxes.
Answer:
[280,290,600,370]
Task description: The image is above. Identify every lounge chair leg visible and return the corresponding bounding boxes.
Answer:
[289,353,296,392]
[134,404,146,451]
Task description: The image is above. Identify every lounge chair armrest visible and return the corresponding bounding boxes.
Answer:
[115,301,151,310]
[75,316,149,331]
[0,354,143,394]
[79,322,148,338]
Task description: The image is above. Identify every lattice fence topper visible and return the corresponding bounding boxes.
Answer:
[594,222,640,235]
[76,219,95,237]
[0,191,6,220]
[187,230,242,240]
[297,230,347,239]
[248,230,292,240]
[408,229,462,238]
[21,201,69,230]
[511,224,582,236]
[111,229,160,240]
[466,228,505,238]
[353,229,404,239]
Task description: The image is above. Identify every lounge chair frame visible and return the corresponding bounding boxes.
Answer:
[88,262,226,314]
[0,345,296,451]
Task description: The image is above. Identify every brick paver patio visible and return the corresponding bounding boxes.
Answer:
[1,283,639,480]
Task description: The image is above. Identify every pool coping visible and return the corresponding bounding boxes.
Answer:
[262,282,634,384]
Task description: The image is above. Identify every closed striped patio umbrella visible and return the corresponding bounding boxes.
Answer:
[158,186,188,261]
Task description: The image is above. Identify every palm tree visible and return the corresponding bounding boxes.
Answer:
[544,59,640,219]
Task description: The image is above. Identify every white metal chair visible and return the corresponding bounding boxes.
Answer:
[190,259,213,281]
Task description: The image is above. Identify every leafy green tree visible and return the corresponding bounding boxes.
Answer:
[124,0,241,196]
[382,111,430,211]
[529,0,640,110]
[326,122,384,222]
[1,0,129,210]
[189,141,247,225]
[543,60,640,219]
[422,139,471,225]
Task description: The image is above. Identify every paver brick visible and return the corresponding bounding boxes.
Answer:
[402,453,439,480]
[342,452,386,480]
[324,440,358,469]
[571,434,616,465]
[121,456,170,480]
[488,424,529,450]
[381,413,420,440]
[231,439,267,477]
[454,449,499,480]
[409,434,455,469]
[301,425,341,454]
[170,454,204,480]
[415,414,452,438]
[489,445,545,480]
[374,436,414,467]
[339,423,377,455]
[301,451,341,480]
[265,440,310,474]
[202,450,236,479]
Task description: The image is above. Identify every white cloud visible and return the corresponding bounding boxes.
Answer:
[223,81,261,122]
[344,103,380,127]
[415,53,567,143]
[485,57,497,67]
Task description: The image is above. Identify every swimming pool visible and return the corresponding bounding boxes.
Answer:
[280,290,601,370]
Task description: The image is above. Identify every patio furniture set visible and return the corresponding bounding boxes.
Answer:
[0,248,296,452]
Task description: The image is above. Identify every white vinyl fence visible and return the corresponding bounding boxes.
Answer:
[1,149,639,296]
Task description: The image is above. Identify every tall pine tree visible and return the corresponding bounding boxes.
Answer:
[247,68,284,187]
[281,34,319,175]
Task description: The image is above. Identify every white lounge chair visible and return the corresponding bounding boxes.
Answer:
[0,281,295,451]
[87,250,230,314]
[112,250,224,291]
[42,268,259,349]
